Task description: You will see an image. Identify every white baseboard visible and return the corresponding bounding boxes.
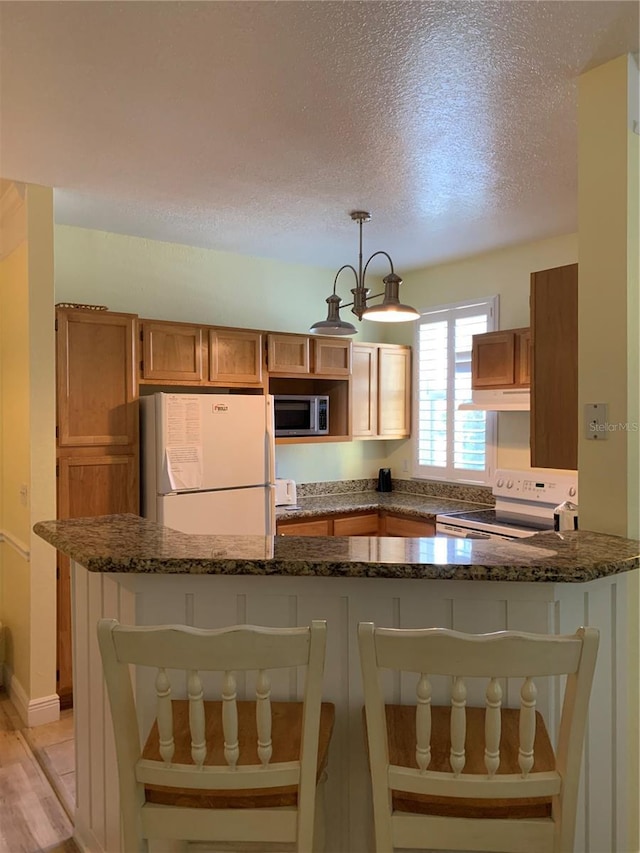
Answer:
[8,669,60,727]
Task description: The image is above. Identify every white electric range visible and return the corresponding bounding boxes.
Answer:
[435,468,578,540]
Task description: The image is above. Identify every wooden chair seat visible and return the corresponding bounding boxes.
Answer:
[142,698,335,808]
[385,704,554,819]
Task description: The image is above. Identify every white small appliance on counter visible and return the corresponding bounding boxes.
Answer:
[275,478,297,506]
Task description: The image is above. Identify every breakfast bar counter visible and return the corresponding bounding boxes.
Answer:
[35,515,639,853]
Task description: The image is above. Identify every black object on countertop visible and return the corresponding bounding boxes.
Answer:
[377,468,392,492]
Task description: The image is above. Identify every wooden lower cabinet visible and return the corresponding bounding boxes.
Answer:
[276,518,332,536]
[378,513,436,537]
[56,451,139,704]
[276,510,434,538]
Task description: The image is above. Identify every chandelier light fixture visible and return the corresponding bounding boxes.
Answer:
[309,211,420,336]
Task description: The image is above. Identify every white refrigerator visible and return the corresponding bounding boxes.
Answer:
[141,393,276,535]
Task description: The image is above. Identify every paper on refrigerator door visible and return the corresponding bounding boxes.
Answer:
[165,446,203,490]
[163,395,204,490]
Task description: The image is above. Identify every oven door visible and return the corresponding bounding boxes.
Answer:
[435,522,516,541]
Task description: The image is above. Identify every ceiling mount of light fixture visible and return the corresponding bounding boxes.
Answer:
[309,211,420,336]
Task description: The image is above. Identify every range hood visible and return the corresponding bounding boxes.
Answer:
[458,389,530,411]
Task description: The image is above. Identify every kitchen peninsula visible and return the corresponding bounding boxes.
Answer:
[35,515,639,853]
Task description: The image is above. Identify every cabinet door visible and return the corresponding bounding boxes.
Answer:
[516,328,532,386]
[333,513,379,536]
[209,329,263,385]
[267,334,310,374]
[141,321,205,382]
[57,310,137,447]
[313,338,352,376]
[57,453,139,519]
[351,344,378,437]
[378,345,411,437]
[276,518,331,536]
[471,331,515,387]
[531,264,578,470]
[380,514,435,537]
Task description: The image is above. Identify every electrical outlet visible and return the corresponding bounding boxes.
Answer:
[402,459,409,473]
[585,403,608,440]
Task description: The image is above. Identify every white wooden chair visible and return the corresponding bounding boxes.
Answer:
[358,623,599,853]
[98,618,334,852]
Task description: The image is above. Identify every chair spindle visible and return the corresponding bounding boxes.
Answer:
[222,670,240,768]
[450,676,467,776]
[518,676,537,776]
[188,669,206,767]
[155,667,175,764]
[484,677,502,777]
[415,673,432,773]
[256,668,273,766]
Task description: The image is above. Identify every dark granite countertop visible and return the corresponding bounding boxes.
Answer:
[34,514,640,583]
[275,491,489,521]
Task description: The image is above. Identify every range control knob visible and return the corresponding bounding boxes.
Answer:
[568,486,577,497]
[496,478,504,488]
[506,480,514,489]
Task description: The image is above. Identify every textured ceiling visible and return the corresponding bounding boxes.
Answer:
[0,1,638,272]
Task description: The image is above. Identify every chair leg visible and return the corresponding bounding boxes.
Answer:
[313,770,328,853]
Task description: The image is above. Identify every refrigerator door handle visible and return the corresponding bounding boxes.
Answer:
[266,395,277,536]
[266,483,277,536]
[265,395,276,486]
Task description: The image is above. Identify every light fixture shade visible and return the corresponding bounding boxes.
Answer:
[361,273,420,323]
[309,293,358,336]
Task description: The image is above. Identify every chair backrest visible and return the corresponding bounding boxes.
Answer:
[358,623,599,853]
[98,618,327,850]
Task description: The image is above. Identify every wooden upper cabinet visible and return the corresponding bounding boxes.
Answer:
[56,309,137,447]
[531,263,578,470]
[312,338,352,376]
[209,329,263,386]
[141,320,205,382]
[267,334,310,374]
[378,344,411,438]
[471,328,530,389]
[267,333,351,376]
[516,328,532,386]
[352,344,378,437]
[472,330,515,387]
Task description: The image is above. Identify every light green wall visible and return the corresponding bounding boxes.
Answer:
[383,233,579,476]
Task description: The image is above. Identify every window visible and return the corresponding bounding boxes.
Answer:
[414,297,497,484]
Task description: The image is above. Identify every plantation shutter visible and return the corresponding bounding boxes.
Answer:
[415,298,497,484]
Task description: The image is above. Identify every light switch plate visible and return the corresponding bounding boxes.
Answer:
[585,403,608,440]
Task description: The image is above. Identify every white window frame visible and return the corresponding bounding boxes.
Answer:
[412,295,498,485]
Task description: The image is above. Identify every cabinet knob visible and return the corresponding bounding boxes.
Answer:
[569,486,576,497]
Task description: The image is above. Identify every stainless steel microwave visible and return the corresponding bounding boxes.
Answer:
[273,395,329,436]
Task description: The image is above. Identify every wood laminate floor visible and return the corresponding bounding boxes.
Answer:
[0,689,77,853]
